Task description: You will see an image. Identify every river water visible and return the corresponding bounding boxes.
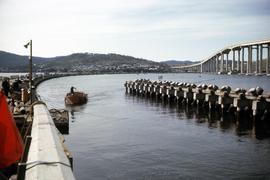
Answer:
[37,73,270,180]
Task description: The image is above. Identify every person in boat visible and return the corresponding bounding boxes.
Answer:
[70,86,75,94]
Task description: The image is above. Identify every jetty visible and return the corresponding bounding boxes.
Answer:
[125,79,270,121]
[0,74,75,180]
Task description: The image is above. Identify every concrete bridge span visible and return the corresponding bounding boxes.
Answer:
[176,39,270,75]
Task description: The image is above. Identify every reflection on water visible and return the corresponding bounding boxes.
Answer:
[125,93,270,140]
[255,120,270,140]
[65,104,87,122]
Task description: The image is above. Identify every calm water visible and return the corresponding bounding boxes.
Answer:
[37,73,270,180]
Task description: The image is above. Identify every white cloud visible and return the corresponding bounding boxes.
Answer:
[0,0,269,60]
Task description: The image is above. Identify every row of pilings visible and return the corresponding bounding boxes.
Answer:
[124,79,270,123]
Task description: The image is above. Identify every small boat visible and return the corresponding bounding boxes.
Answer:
[65,91,88,105]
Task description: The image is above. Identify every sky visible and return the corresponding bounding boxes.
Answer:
[0,0,270,61]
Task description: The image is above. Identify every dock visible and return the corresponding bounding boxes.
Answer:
[24,102,75,180]
[0,74,75,180]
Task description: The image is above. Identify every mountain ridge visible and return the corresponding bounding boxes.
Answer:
[0,51,170,73]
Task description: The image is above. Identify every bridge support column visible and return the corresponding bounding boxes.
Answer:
[247,46,252,74]
[209,61,211,72]
[241,47,244,74]
[237,50,240,72]
[267,44,270,74]
[221,54,224,73]
[232,50,235,71]
[211,57,216,73]
[259,45,263,74]
[216,56,218,73]
[210,60,212,73]
[256,45,259,74]
[216,56,219,73]
[225,53,228,72]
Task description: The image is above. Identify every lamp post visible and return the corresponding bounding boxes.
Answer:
[24,40,33,104]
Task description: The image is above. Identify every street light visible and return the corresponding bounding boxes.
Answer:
[24,40,33,104]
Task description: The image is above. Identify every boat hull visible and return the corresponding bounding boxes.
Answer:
[65,92,88,105]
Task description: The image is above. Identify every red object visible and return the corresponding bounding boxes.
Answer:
[0,91,23,169]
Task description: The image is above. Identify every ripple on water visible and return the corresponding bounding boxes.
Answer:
[37,73,270,180]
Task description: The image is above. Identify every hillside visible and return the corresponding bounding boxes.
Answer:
[0,51,170,73]
[0,51,55,71]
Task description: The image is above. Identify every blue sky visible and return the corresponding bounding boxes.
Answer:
[0,0,270,61]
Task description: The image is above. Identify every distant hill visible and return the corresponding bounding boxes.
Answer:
[162,60,198,66]
[0,51,170,73]
[0,51,55,71]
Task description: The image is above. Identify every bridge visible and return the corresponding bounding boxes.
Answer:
[175,39,270,75]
